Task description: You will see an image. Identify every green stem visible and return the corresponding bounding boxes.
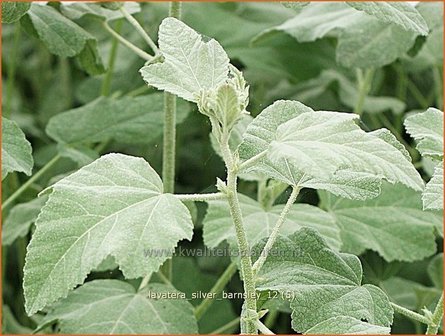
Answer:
[390,302,431,325]
[208,317,241,334]
[426,294,444,335]
[101,20,122,96]
[174,192,226,202]
[255,320,275,335]
[195,261,238,320]
[4,22,22,117]
[2,155,61,211]
[102,21,153,61]
[119,6,159,55]
[407,79,429,109]
[253,187,300,273]
[169,2,182,19]
[354,69,374,116]
[127,85,151,97]
[432,66,443,110]
[264,310,279,329]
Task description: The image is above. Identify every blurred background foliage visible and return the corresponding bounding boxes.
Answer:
[2,1,443,334]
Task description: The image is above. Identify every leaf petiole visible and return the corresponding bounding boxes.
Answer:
[390,302,431,325]
[174,192,226,202]
[255,320,275,334]
[238,150,267,172]
[102,21,153,61]
[426,293,444,335]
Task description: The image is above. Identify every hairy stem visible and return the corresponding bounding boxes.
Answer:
[102,21,153,61]
[120,6,159,55]
[220,136,258,333]
[253,187,300,273]
[101,20,122,96]
[426,294,444,335]
[174,192,226,202]
[194,261,238,320]
[208,317,241,334]
[390,302,431,325]
[160,2,182,281]
[2,155,61,211]
[354,68,374,116]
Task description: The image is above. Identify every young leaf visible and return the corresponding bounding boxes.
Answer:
[60,2,140,22]
[337,16,417,69]
[423,161,443,210]
[305,316,390,334]
[404,108,444,159]
[46,94,189,146]
[1,2,30,23]
[255,228,393,333]
[140,17,229,102]
[239,100,423,194]
[2,117,33,179]
[23,154,194,315]
[23,4,104,75]
[39,280,198,334]
[347,2,429,36]
[2,196,47,246]
[203,194,341,251]
[319,183,441,262]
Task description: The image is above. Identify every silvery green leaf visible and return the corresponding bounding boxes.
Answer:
[428,253,443,289]
[423,161,443,210]
[203,194,341,251]
[255,228,393,333]
[2,117,33,179]
[252,3,363,45]
[1,2,30,23]
[140,17,229,102]
[305,316,390,334]
[238,100,420,199]
[337,16,417,69]
[408,27,443,70]
[281,2,310,11]
[61,2,140,21]
[40,280,198,334]
[404,108,444,159]
[57,144,99,167]
[347,2,428,35]
[416,2,443,30]
[319,183,441,261]
[2,197,47,246]
[23,4,104,75]
[23,154,194,315]
[46,94,189,146]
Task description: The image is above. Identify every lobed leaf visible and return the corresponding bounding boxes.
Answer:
[239,100,423,198]
[23,154,194,315]
[347,2,428,35]
[140,17,229,102]
[255,228,393,333]
[46,94,189,146]
[2,117,33,179]
[40,280,198,334]
[319,183,441,261]
[404,108,444,159]
[203,194,341,251]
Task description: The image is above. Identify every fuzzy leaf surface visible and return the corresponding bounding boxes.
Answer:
[46,94,189,145]
[203,194,341,251]
[319,183,441,261]
[40,280,198,334]
[140,17,229,102]
[2,117,33,179]
[305,316,390,334]
[423,161,444,210]
[255,228,393,333]
[61,2,140,21]
[1,2,30,23]
[23,154,194,315]
[347,2,428,35]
